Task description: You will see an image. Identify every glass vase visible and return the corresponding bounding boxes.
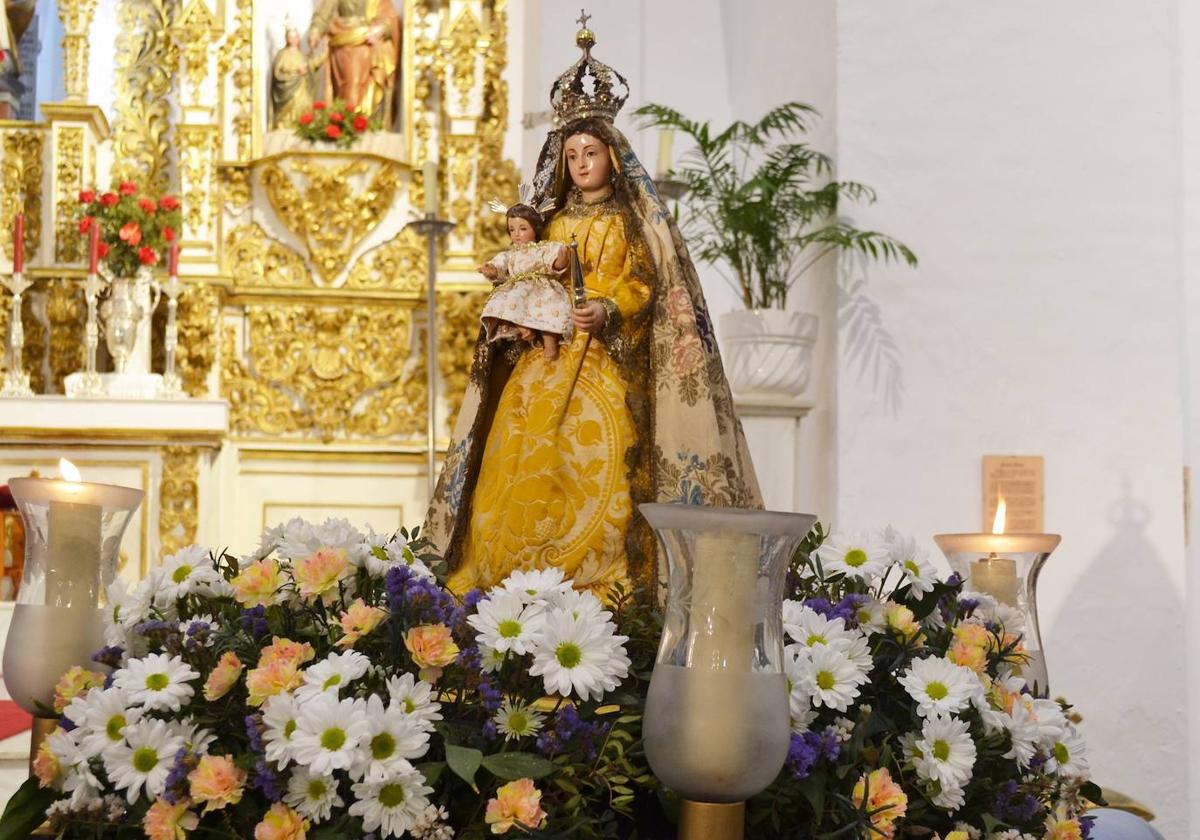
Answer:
[640,503,816,805]
[3,476,143,715]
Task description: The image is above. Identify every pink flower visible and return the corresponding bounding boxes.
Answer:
[138,197,158,213]
[298,112,314,126]
[404,624,460,683]
[31,737,59,788]
[231,558,284,608]
[143,797,199,840]
[254,802,309,840]
[99,192,119,207]
[325,124,342,139]
[188,754,247,813]
[670,333,705,376]
[245,658,302,707]
[336,598,388,648]
[160,195,180,211]
[948,623,991,674]
[118,221,143,246]
[851,767,907,839]
[52,665,104,713]
[485,778,547,834]
[293,547,350,601]
[138,246,159,266]
[259,637,316,669]
[203,651,244,701]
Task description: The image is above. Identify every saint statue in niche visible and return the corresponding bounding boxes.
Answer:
[425,15,762,595]
[306,0,401,127]
[0,0,35,119]
[270,26,326,129]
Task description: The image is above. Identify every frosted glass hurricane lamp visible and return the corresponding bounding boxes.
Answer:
[640,503,816,840]
[3,459,143,715]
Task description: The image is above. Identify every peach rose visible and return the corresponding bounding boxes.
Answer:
[254,802,309,840]
[948,623,991,673]
[404,624,459,683]
[851,767,907,839]
[485,778,547,834]
[188,754,247,813]
[31,737,59,788]
[203,651,244,701]
[336,599,388,648]
[53,665,105,713]
[231,558,284,608]
[143,797,199,840]
[293,547,350,601]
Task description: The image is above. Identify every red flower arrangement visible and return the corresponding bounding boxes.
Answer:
[293,98,378,148]
[75,182,182,278]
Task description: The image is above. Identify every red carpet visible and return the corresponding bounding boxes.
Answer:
[0,701,31,740]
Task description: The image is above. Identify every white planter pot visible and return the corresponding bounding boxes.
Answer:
[720,308,818,398]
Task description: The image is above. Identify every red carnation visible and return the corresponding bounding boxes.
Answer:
[313,100,327,110]
[160,196,180,212]
[137,246,158,266]
[118,221,142,246]
[97,242,109,258]
[299,112,314,126]
[100,192,119,207]
[78,189,95,204]
[325,124,342,139]
[163,225,175,242]
[352,115,368,132]
[329,111,345,124]
[78,216,93,234]
[118,181,138,196]
[138,197,158,213]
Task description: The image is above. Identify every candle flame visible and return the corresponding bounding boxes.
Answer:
[992,496,1007,535]
[59,458,82,483]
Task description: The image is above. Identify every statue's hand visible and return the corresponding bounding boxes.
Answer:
[571,300,607,335]
[479,264,499,281]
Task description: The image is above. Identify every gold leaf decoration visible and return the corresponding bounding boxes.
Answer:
[221,304,424,442]
[475,0,520,262]
[46,279,85,393]
[218,164,251,212]
[111,0,178,194]
[54,128,85,263]
[178,124,217,232]
[446,8,483,112]
[20,288,46,394]
[437,289,489,426]
[159,445,199,559]
[2,130,45,263]
[177,281,220,397]
[173,0,219,100]
[345,228,427,293]
[57,0,99,101]
[215,0,253,160]
[224,223,310,288]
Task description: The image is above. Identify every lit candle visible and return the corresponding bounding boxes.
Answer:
[168,242,179,277]
[44,459,101,608]
[88,222,101,274]
[422,160,439,216]
[12,211,24,274]
[656,129,675,179]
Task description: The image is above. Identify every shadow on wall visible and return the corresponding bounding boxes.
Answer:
[1045,479,1184,827]
[838,255,904,415]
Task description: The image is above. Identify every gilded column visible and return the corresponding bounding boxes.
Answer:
[57,0,99,103]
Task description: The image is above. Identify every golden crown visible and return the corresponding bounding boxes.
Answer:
[550,11,629,128]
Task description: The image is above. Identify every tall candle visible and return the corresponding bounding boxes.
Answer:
[46,497,102,608]
[423,160,439,215]
[168,242,179,277]
[656,129,675,179]
[970,554,1019,607]
[12,212,24,274]
[88,222,101,274]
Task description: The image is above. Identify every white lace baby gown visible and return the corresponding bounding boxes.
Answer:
[479,241,574,343]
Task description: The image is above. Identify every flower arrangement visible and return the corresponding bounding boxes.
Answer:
[6,519,1097,840]
[294,100,379,148]
[76,183,182,279]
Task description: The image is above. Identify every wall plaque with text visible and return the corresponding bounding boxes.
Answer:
[982,455,1044,533]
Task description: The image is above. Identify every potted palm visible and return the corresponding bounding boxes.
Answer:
[635,102,916,398]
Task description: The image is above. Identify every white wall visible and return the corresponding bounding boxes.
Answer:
[835,1,1188,835]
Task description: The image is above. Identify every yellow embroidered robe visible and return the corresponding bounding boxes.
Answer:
[447,198,651,593]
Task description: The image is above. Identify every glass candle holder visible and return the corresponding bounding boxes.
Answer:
[933,532,1060,695]
[3,475,143,715]
[640,503,816,806]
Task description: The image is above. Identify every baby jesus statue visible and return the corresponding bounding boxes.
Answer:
[479,186,573,360]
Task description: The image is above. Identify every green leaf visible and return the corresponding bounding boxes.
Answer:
[415,760,445,786]
[481,751,555,781]
[445,743,483,791]
[0,777,58,840]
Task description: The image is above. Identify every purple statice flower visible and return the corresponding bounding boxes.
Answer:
[134,620,183,654]
[957,597,980,618]
[91,646,124,669]
[244,714,265,754]
[536,705,609,760]
[833,594,868,627]
[251,759,283,802]
[162,749,196,805]
[457,646,482,671]
[385,566,457,625]
[239,606,269,641]
[803,598,834,618]
[482,720,498,741]
[945,572,963,588]
[993,779,1041,824]
[462,588,486,610]
[1080,815,1096,839]
[58,717,76,732]
[785,727,841,780]
[184,620,212,651]
[477,679,502,713]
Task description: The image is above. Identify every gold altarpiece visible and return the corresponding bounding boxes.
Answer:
[0,0,516,563]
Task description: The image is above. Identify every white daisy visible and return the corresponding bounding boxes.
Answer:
[963,590,1026,635]
[158,546,231,602]
[851,598,887,635]
[276,517,364,563]
[113,653,199,712]
[542,586,606,622]
[890,535,938,596]
[500,567,573,604]
[285,764,345,823]
[794,643,869,712]
[528,610,631,702]
[493,699,545,742]
[899,657,981,718]
[262,692,301,768]
[479,644,508,673]
[63,686,143,759]
[120,569,166,627]
[169,718,215,755]
[103,581,140,647]
[782,604,855,650]
[50,728,102,806]
[929,779,966,813]
[352,528,435,581]
[102,718,184,804]
[349,765,434,838]
[296,650,371,702]
[386,674,443,731]
[914,714,977,790]
[290,693,369,774]
[783,648,818,733]
[353,696,431,781]
[815,532,890,580]
[1004,695,1067,768]
[468,591,546,656]
[1044,727,1089,779]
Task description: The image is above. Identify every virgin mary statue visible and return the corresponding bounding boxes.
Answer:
[425,18,761,594]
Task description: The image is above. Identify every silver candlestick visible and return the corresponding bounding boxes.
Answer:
[159,273,184,398]
[0,270,34,397]
[402,213,456,499]
[73,271,106,396]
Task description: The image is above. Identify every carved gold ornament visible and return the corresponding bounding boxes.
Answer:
[216,0,254,160]
[224,223,310,289]
[46,279,85,393]
[261,158,403,284]
[345,229,427,293]
[54,128,85,263]
[173,0,221,100]
[445,9,484,113]
[159,445,200,559]
[111,0,177,194]
[2,130,45,265]
[178,125,218,233]
[436,288,489,425]
[177,282,220,397]
[58,0,100,102]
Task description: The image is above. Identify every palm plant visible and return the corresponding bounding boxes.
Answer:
[635,102,916,310]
